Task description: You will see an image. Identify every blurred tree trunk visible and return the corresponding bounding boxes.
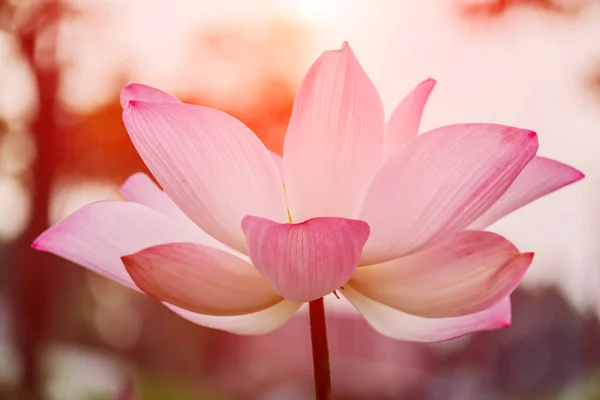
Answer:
[9,2,62,399]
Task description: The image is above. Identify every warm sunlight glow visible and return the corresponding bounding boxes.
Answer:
[49,180,120,225]
[288,0,332,22]
[0,176,30,241]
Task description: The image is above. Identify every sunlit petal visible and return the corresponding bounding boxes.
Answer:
[242,216,370,302]
[283,42,385,220]
[351,231,532,317]
[123,101,288,253]
[343,286,511,342]
[469,156,584,229]
[32,201,203,289]
[122,242,282,315]
[385,78,436,156]
[360,123,538,264]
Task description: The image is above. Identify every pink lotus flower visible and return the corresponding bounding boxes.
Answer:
[33,42,583,342]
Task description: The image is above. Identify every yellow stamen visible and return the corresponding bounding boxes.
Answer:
[283,182,293,223]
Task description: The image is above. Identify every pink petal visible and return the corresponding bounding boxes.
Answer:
[270,151,284,180]
[120,172,187,221]
[123,101,288,254]
[241,216,370,302]
[120,83,181,109]
[32,201,205,290]
[351,230,532,317]
[283,42,385,221]
[469,156,584,230]
[119,173,229,251]
[122,242,282,315]
[360,123,538,264]
[33,201,298,335]
[343,286,511,342]
[166,300,302,335]
[385,78,436,157]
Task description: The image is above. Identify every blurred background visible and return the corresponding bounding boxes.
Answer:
[0,0,599,399]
